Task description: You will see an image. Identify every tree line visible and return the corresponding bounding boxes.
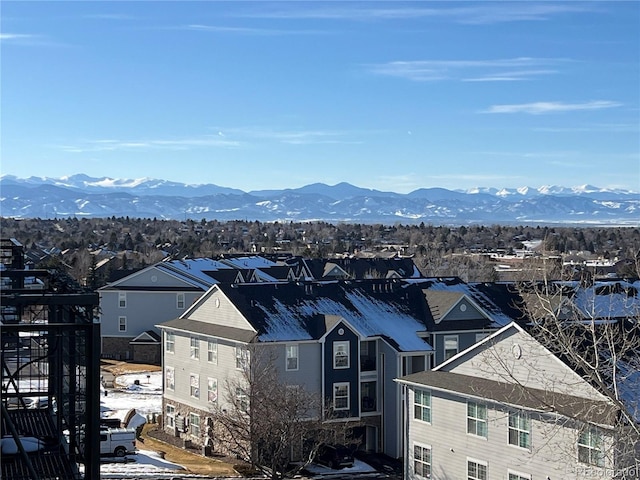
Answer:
[1,217,638,284]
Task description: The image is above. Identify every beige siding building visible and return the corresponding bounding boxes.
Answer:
[397,323,638,480]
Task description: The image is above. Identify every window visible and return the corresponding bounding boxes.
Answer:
[190,337,200,359]
[118,316,127,332]
[467,402,488,438]
[236,388,248,413]
[236,345,248,370]
[189,413,200,437]
[207,340,217,364]
[444,335,458,360]
[118,292,126,308]
[361,381,377,412]
[286,344,299,371]
[165,366,175,391]
[467,459,487,480]
[165,332,175,353]
[414,388,431,423]
[333,382,350,410]
[578,428,604,467]
[360,340,376,371]
[165,405,175,428]
[508,412,531,449]
[207,378,218,404]
[177,293,185,309]
[508,472,531,480]
[190,374,200,398]
[413,443,431,479]
[333,341,350,369]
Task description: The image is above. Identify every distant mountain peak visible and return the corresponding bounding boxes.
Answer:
[0,174,637,224]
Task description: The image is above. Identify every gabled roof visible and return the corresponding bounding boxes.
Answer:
[427,321,640,425]
[130,330,161,343]
[303,257,422,281]
[423,290,467,322]
[408,278,524,329]
[215,280,432,352]
[397,370,619,427]
[157,318,257,343]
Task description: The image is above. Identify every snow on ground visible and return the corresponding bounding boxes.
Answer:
[100,370,380,478]
[100,449,193,478]
[101,371,163,422]
[303,459,377,476]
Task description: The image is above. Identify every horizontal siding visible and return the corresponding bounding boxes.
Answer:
[100,290,201,337]
[407,387,613,480]
[445,329,604,401]
[185,289,255,331]
[442,298,484,321]
[163,331,244,411]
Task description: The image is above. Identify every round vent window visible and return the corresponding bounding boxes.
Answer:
[459,304,467,312]
[338,328,345,336]
[511,343,522,359]
[151,275,157,283]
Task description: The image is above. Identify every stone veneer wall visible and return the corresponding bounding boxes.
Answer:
[132,343,160,364]
[102,337,132,360]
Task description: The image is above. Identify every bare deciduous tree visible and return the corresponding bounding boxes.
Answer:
[470,271,640,475]
[209,345,361,479]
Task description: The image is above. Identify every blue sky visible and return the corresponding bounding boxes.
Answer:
[2,1,639,193]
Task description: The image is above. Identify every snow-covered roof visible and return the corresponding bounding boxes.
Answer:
[219,281,432,352]
[156,258,233,289]
[220,255,279,270]
[406,278,519,328]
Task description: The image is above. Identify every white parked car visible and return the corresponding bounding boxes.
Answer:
[100,427,137,457]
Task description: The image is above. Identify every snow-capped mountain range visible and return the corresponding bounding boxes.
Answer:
[1,174,638,225]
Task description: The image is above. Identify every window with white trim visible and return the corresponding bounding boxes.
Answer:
[118,316,127,332]
[190,337,200,360]
[189,413,200,436]
[236,388,248,413]
[286,344,299,371]
[165,332,175,353]
[508,412,531,449]
[578,428,604,467]
[165,405,175,428]
[413,443,431,479]
[236,345,248,370]
[333,382,350,410]
[467,402,488,438]
[118,292,126,308]
[207,340,217,364]
[508,471,531,480]
[207,378,218,404]
[177,293,185,309]
[444,335,458,360]
[190,374,200,398]
[333,341,350,369]
[165,366,175,391]
[467,459,487,480]
[414,388,431,423]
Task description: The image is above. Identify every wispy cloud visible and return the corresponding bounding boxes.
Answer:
[53,136,241,153]
[180,24,325,36]
[216,127,361,145]
[0,33,44,46]
[473,150,580,159]
[482,100,622,115]
[0,32,73,48]
[237,3,593,24]
[534,123,640,133]
[366,57,565,82]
